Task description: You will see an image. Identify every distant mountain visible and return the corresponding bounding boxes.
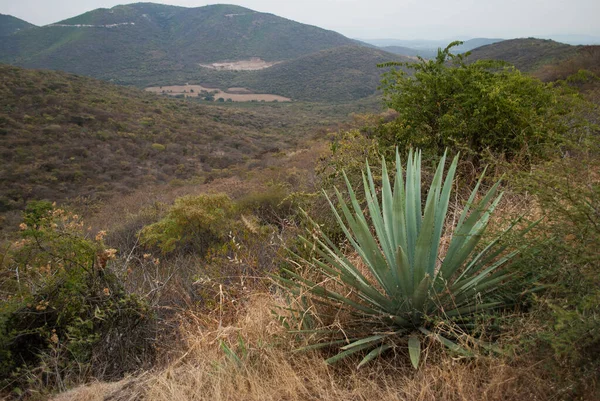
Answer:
[361,39,448,48]
[380,46,436,59]
[0,14,36,36]
[0,3,355,80]
[467,38,579,72]
[366,38,504,58]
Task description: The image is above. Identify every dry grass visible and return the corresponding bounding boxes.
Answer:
[50,292,558,401]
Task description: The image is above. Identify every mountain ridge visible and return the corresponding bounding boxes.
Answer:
[0,14,36,36]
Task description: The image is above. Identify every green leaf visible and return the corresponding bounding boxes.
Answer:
[358,344,393,369]
[408,335,421,369]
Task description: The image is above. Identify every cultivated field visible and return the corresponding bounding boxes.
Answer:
[198,57,280,71]
[145,84,291,102]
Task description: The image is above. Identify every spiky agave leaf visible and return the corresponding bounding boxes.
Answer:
[274,149,529,368]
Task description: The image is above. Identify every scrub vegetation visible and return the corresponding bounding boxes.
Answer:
[0,38,599,401]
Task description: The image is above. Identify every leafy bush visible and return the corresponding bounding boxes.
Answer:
[378,42,570,165]
[277,150,533,368]
[0,201,154,393]
[139,194,236,255]
[517,150,600,383]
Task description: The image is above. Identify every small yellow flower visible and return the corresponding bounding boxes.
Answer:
[153,258,160,266]
[143,253,152,259]
[95,230,107,241]
[103,287,111,296]
[50,332,59,344]
[19,223,27,230]
[104,248,118,260]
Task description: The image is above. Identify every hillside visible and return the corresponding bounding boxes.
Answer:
[245,46,410,101]
[0,3,356,85]
[0,14,35,36]
[0,64,373,214]
[467,38,579,72]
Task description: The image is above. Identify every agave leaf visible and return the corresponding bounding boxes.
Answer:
[364,163,395,268]
[277,268,380,315]
[408,335,421,369]
[392,151,408,260]
[441,181,503,280]
[358,344,393,369]
[415,151,447,279]
[394,245,413,300]
[340,335,386,350]
[404,149,419,268]
[325,342,377,364]
[431,154,459,276]
[381,157,397,254]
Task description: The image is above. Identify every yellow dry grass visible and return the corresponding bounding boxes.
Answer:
[51,293,555,401]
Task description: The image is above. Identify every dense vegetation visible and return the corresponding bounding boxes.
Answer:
[0,64,382,219]
[376,42,575,165]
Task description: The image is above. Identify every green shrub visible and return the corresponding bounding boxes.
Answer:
[151,143,166,151]
[378,42,571,165]
[0,201,154,393]
[139,194,236,255]
[517,151,600,383]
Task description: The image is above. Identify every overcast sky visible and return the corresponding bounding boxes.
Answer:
[1,0,599,40]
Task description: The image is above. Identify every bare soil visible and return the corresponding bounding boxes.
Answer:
[145,84,291,102]
[198,58,280,71]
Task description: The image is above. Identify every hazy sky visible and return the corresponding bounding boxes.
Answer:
[1,0,599,40]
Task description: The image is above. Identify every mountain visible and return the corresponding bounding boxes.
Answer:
[0,14,36,36]
[467,38,579,72]
[0,4,358,89]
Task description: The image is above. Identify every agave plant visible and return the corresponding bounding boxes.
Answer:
[276,149,532,368]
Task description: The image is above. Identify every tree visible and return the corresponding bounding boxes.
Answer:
[377,42,569,164]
